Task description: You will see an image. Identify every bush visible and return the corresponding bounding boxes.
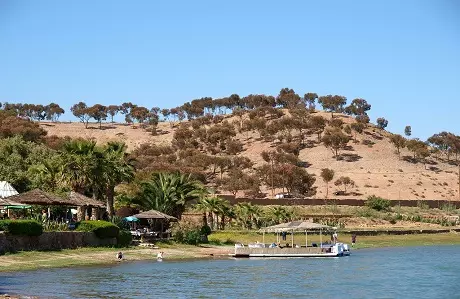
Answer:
[0,220,43,236]
[172,221,206,245]
[117,230,132,247]
[76,220,119,239]
[366,195,391,211]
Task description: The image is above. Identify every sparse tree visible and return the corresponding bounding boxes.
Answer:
[70,102,91,128]
[106,105,119,123]
[322,129,350,159]
[390,134,406,158]
[334,176,355,193]
[321,168,335,199]
[404,126,411,137]
[318,95,347,118]
[376,117,388,130]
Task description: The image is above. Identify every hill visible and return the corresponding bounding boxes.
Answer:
[39,110,460,201]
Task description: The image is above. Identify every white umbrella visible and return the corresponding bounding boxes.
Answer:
[0,181,19,199]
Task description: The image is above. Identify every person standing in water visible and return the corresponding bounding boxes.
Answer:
[116,252,123,260]
[157,251,164,261]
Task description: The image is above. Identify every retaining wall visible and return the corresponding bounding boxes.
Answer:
[225,197,460,208]
[0,231,117,254]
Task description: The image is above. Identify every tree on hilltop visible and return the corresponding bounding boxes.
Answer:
[344,98,371,117]
[87,104,107,129]
[276,88,302,109]
[318,95,347,118]
[303,93,318,110]
[404,125,412,137]
[70,102,91,128]
[376,117,388,130]
[106,105,119,123]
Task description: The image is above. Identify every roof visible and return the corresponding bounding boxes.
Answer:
[133,209,177,220]
[261,221,332,232]
[0,197,30,208]
[8,189,105,207]
[68,191,105,208]
[0,181,19,199]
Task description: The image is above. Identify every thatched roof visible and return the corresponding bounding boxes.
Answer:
[68,191,105,208]
[262,221,332,233]
[9,189,76,206]
[9,189,105,208]
[133,209,177,220]
[0,197,28,207]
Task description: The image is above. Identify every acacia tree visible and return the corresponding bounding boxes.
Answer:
[390,134,406,158]
[344,98,371,117]
[87,104,107,129]
[70,102,91,128]
[405,126,412,137]
[45,103,65,122]
[322,129,350,159]
[321,168,335,199]
[334,176,355,193]
[130,106,150,126]
[106,105,119,123]
[303,93,318,110]
[318,95,347,118]
[350,122,365,142]
[309,115,326,142]
[376,117,388,130]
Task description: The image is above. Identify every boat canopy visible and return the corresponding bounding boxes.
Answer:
[261,221,332,233]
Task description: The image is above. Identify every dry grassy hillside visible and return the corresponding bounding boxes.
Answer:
[40,112,460,201]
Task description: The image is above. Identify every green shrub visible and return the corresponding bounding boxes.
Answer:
[172,221,205,245]
[76,220,119,238]
[117,230,132,247]
[366,195,391,211]
[0,220,43,236]
[200,225,212,236]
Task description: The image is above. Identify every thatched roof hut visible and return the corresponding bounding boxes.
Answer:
[133,209,177,221]
[68,191,105,208]
[9,189,76,206]
[9,189,105,208]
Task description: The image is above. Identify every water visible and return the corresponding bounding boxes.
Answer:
[1,245,460,299]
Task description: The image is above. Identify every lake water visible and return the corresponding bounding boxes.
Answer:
[1,245,460,299]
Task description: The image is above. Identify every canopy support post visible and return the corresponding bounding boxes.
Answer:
[320,229,322,248]
[263,231,265,244]
[291,229,294,248]
[305,230,308,248]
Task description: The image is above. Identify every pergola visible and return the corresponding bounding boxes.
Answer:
[132,209,177,239]
[261,221,333,248]
[8,189,106,220]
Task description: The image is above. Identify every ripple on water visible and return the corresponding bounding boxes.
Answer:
[1,245,460,299]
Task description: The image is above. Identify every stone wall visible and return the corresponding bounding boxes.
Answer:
[0,231,117,254]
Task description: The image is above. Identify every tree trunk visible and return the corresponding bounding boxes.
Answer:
[325,182,329,199]
[106,185,115,217]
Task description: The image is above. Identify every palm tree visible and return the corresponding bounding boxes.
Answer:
[60,139,98,194]
[234,202,263,229]
[136,172,206,219]
[102,142,135,216]
[268,206,293,225]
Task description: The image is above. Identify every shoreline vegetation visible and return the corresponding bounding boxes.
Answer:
[1,231,460,273]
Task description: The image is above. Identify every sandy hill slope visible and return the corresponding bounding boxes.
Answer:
[40,113,460,201]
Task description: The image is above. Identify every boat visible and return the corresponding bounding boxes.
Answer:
[232,221,351,258]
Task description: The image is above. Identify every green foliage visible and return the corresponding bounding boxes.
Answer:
[0,220,43,236]
[366,195,391,211]
[76,220,120,238]
[0,136,58,192]
[135,172,205,219]
[42,221,69,232]
[172,221,205,245]
[117,230,132,247]
[200,225,212,236]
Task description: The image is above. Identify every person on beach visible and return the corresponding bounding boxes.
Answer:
[116,252,123,260]
[351,234,357,247]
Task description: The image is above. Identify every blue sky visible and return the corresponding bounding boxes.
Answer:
[1,0,459,139]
